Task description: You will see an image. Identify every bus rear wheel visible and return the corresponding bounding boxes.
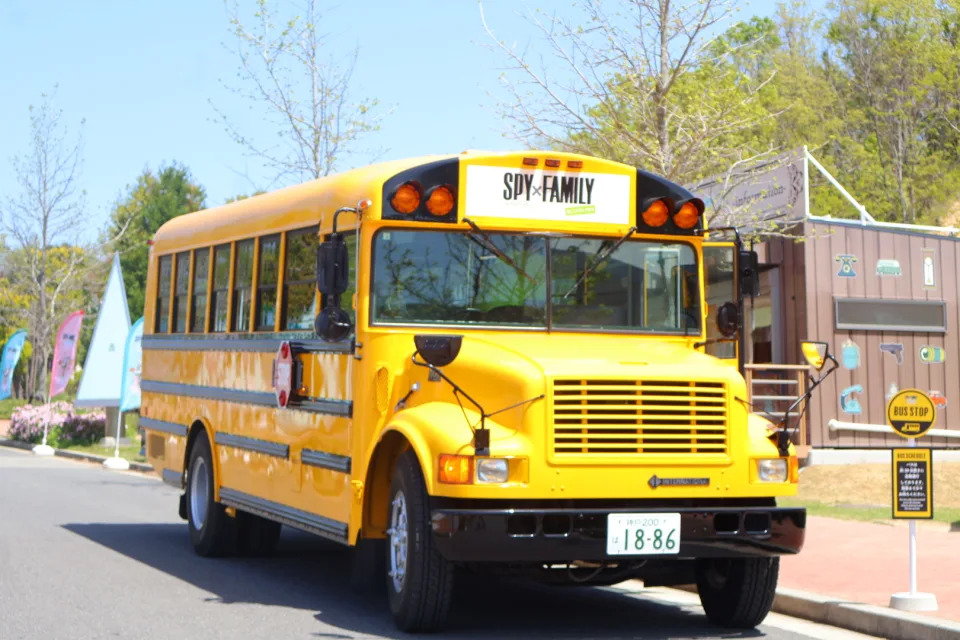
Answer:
[186,434,236,557]
[386,451,454,632]
[696,557,779,628]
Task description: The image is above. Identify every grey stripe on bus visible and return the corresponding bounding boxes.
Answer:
[214,432,290,459]
[140,380,353,418]
[218,486,348,543]
[140,417,188,437]
[301,449,352,473]
[141,333,354,354]
[161,469,183,488]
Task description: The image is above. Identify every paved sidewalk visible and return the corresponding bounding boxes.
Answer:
[780,515,960,622]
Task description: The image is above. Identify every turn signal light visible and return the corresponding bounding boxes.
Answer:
[439,454,473,484]
[641,199,670,227]
[391,182,421,214]
[425,185,455,217]
[673,201,701,229]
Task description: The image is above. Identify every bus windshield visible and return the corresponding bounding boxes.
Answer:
[372,229,700,334]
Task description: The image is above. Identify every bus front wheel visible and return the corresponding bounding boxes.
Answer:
[386,451,454,632]
[186,434,235,557]
[696,557,779,628]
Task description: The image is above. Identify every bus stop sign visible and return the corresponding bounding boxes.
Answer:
[274,341,293,409]
[886,389,936,438]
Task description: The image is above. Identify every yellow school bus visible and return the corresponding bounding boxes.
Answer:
[141,150,834,632]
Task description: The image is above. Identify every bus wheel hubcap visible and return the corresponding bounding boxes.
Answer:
[388,492,408,592]
[190,457,208,529]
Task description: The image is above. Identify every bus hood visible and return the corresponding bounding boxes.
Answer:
[439,332,745,393]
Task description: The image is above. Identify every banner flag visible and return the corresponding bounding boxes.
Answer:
[0,330,28,401]
[76,254,131,407]
[119,317,143,412]
[48,310,85,399]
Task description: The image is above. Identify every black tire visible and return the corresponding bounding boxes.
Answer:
[696,557,779,628]
[386,451,454,632]
[237,511,282,556]
[186,434,236,557]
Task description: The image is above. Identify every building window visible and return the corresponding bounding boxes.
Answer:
[282,226,319,330]
[191,248,210,333]
[211,244,231,333]
[834,298,947,333]
[231,239,255,332]
[256,235,280,331]
[172,252,190,333]
[155,255,172,333]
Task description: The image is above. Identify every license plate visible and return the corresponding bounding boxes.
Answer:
[606,513,681,556]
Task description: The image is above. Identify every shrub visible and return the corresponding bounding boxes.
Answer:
[8,402,105,446]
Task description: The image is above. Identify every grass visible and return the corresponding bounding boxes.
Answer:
[786,462,960,527]
[64,442,147,464]
[779,497,960,526]
[0,397,28,419]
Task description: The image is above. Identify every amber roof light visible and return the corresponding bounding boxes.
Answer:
[673,201,702,229]
[641,200,670,227]
[426,185,456,217]
[391,182,421,214]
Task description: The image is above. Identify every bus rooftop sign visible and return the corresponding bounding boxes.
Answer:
[464,165,631,225]
[274,341,293,409]
[886,388,935,438]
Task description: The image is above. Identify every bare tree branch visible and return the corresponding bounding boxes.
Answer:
[213,0,386,187]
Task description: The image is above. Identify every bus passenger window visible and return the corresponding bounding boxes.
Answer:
[282,226,319,330]
[231,240,255,332]
[155,255,172,333]
[256,235,280,331]
[172,252,190,333]
[190,248,210,333]
[210,244,231,332]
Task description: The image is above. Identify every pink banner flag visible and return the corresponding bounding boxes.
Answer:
[48,310,84,399]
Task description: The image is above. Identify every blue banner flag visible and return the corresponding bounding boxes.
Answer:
[0,330,28,401]
[119,318,143,412]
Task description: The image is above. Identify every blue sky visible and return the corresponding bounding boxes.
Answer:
[1,0,788,242]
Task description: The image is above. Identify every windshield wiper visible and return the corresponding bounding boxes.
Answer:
[562,226,637,299]
[463,218,537,284]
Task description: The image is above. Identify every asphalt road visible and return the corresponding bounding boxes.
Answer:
[0,447,878,640]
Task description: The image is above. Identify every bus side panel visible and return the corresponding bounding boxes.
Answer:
[142,346,355,534]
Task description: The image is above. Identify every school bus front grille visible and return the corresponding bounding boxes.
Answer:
[551,379,728,457]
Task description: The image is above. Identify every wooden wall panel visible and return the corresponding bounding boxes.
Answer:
[797,221,956,448]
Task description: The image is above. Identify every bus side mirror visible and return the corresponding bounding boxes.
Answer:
[315,307,352,342]
[317,234,349,296]
[739,250,759,297]
[716,302,739,338]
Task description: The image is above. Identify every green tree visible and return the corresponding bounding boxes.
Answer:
[482,0,781,185]
[107,164,206,319]
[819,0,960,223]
[1,90,91,400]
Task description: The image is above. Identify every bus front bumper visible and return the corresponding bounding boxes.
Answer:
[430,505,805,563]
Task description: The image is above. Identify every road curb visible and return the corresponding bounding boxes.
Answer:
[672,583,960,638]
[0,439,154,473]
[773,587,960,640]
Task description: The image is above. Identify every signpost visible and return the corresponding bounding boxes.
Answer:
[885,389,938,612]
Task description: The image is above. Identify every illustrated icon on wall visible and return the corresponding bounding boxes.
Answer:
[887,383,899,402]
[929,391,947,409]
[919,346,945,364]
[840,385,863,414]
[835,254,858,278]
[876,259,901,277]
[879,342,904,365]
[922,248,936,289]
[841,339,860,369]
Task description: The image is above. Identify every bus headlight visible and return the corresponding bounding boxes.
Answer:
[476,458,509,484]
[755,458,788,483]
